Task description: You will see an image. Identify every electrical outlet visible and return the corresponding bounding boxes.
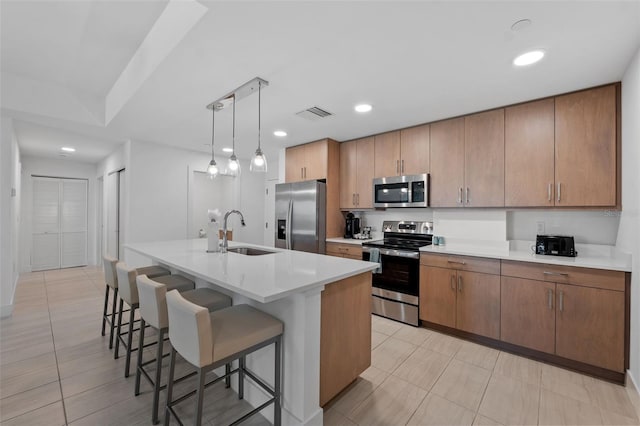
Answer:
[536,221,545,235]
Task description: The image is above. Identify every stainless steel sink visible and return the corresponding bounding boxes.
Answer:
[226,247,276,256]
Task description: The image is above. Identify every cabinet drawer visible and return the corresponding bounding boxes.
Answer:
[501,261,625,292]
[420,253,500,275]
[326,242,362,259]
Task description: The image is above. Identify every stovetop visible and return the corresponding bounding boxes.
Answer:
[361,220,433,251]
[363,237,432,251]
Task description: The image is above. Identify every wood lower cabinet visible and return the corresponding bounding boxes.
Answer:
[340,137,374,209]
[326,242,362,260]
[555,283,625,372]
[419,254,500,339]
[501,276,556,353]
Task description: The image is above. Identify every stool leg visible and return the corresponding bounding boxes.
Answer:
[109,288,119,349]
[225,364,231,388]
[194,368,206,426]
[164,348,177,426]
[238,356,245,400]
[101,285,109,336]
[114,298,124,359]
[124,305,136,377]
[274,335,282,426]
[135,318,146,396]
[152,328,165,425]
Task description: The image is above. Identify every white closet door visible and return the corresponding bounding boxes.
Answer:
[106,172,120,259]
[61,179,87,267]
[32,178,61,271]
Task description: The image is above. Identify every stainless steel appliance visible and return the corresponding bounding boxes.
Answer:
[373,174,429,208]
[536,235,577,257]
[362,220,433,326]
[275,181,326,254]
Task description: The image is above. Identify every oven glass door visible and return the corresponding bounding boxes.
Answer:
[363,251,419,296]
[374,182,410,205]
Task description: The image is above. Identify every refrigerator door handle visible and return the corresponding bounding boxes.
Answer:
[286,199,293,250]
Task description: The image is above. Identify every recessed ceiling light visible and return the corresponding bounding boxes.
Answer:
[273,130,287,137]
[222,147,233,153]
[513,50,545,66]
[61,147,76,152]
[354,104,373,113]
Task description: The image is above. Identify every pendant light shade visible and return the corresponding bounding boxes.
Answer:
[206,107,219,178]
[250,80,267,172]
[227,95,240,177]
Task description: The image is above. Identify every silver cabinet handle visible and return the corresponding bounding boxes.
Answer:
[466,187,470,204]
[457,275,462,292]
[547,288,553,310]
[301,167,304,179]
[357,193,360,206]
[458,187,463,204]
[548,183,552,202]
[352,194,356,206]
[559,290,564,312]
[543,271,569,277]
[450,274,455,291]
[401,159,405,173]
[305,167,307,179]
[557,182,561,202]
[447,260,466,265]
[396,160,400,175]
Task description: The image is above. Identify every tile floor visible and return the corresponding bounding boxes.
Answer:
[1,267,639,426]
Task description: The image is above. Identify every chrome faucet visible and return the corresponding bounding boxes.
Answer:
[220,210,246,253]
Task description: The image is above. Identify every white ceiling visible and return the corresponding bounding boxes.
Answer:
[1,1,639,164]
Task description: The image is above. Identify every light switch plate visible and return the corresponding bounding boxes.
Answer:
[536,221,545,234]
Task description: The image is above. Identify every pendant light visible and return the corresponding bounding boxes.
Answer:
[227,95,240,176]
[206,107,219,178]
[250,80,267,172]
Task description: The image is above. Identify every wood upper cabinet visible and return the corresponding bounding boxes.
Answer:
[374,131,401,178]
[505,99,555,207]
[430,118,465,207]
[555,85,618,207]
[464,109,505,207]
[400,124,430,175]
[374,126,430,178]
[555,283,624,372]
[285,139,329,183]
[501,276,556,353]
[340,137,374,209]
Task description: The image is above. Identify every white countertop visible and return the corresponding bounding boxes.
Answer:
[420,241,632,272]
[125,239,378,303]
[326,237,371,246]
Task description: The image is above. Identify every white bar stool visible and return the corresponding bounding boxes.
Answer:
[114,262,195,377]
[101,256,169,349]
[164,290,284,426]
[135,275,232,424]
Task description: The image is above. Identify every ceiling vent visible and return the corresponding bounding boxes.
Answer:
[296,106,333,121]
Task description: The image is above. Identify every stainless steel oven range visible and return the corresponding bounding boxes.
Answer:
[362,220,432,326]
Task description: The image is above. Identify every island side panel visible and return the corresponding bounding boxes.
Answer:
[320,271,372,406]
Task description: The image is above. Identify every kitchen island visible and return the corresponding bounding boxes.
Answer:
[125,239,377,426]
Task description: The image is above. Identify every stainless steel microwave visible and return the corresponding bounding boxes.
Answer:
[373,174,429,208]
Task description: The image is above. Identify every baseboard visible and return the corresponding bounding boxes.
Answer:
[626,370,640,421]
[0,303,14,318]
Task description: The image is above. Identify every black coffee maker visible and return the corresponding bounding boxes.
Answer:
[344,212,360,239]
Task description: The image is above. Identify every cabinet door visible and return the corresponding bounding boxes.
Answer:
[340,141,357,209]
[355,137,375,208]
[430,118,465,207]
[556,284,624,372]
[505,99,555,207]
[304,140,328,181]
[501,277,555,353]
[456,271,500,339]
[464,109,505,207]
[400,124,429,175]
[374,131,400,178]
[555,85,617,207]
[285,145,306,182]
[419,266,456,328]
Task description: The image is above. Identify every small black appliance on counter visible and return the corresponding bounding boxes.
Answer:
[536,235,577,257]
[344,212,360,239]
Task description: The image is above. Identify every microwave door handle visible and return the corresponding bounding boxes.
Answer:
[286,199,293,250]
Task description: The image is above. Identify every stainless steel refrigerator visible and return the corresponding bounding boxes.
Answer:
[275,181,326,254]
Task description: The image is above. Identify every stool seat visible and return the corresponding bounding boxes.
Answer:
[152,275,195,293]
[183,288,231,314]
[136,265,170,280]
[210,305,283,363]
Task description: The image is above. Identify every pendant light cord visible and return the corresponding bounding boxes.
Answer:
[232,95,236,154]
[258,81,261,150]
[211,107,215,160]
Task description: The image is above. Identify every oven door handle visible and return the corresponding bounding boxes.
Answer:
[362,246,419,259]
